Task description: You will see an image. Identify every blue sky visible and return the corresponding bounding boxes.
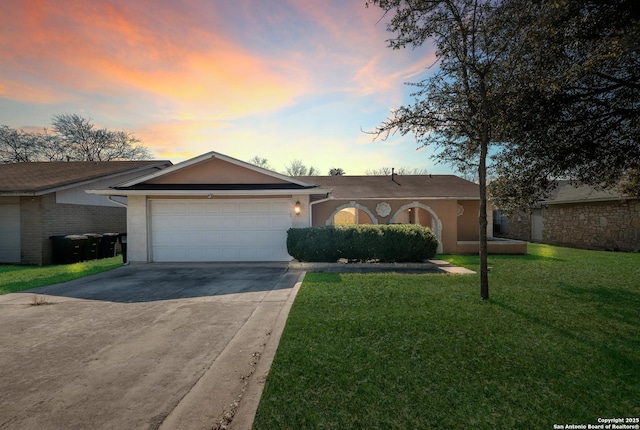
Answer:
[0,0,452,175]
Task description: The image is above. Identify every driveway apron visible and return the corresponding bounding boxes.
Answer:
[0,263,303,430]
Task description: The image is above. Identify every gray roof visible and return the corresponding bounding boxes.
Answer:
[543,181,626,204]
[295,175,479,199]
[0,161,172,195]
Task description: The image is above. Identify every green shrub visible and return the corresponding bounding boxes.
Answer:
[287,224,438,262]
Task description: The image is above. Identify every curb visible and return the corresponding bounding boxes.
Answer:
[227,271,306,430]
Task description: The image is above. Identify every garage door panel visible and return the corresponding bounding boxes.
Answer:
[237,202,257,213]
[237,215,258,228]
[208,231,224,245]
[154,202,183,214]
[234,232,256,246]
[220,217,238,228]
[150,199,293,262]
[222,203,239,213]
[205,203,222,214]
[186,202,205,214]
[220,231,238,246]
[272,215,293,229]
[252,231,273,244]
[253,202,272,213]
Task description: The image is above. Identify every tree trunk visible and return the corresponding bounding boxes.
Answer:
[479,138,489,300]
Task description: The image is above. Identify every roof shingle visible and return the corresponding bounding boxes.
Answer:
[0,161,171,194]
[295,175,479,199]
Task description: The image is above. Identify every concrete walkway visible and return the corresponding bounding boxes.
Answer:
[289,259,476,274]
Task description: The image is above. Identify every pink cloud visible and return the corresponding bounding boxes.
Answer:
[1,0,308,118]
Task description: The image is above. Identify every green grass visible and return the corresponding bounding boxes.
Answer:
[0,257,123,295]
[254,244,640,429]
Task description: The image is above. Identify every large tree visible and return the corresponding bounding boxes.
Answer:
[367,0,520,300]
[490,0,640,209]
[51,114,150,161]
[0,114,151,162]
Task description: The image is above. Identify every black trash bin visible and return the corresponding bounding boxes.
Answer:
[82,233,103,261]
[50,235,88,264]
[119,233,127,264]
[98,233,119,259]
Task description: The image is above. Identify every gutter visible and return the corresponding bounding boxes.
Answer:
[86,188,332,197]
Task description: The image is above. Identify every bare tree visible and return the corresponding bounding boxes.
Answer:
[285,159,319,176]
[365,167,429,175]
[52,114,150,161]
[0,126,33,162]
[248,155,273,170]
[1,115,151,163]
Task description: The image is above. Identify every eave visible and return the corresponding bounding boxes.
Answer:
[87,187,333,197]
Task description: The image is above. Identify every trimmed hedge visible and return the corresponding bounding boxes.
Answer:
[287,224,439,262]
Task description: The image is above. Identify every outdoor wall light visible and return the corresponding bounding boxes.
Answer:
[294,201,301,216]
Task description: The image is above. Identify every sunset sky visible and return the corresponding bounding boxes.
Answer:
[0,0,450,175]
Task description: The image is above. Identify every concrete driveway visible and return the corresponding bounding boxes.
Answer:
[0,263,303,430]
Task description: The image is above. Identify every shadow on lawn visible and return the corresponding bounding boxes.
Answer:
[558,283,640,327]
[491,298,639,369]
[493,253,565,263]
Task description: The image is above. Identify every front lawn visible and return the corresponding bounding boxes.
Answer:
[254,244,640,429]
[0,257,123,295]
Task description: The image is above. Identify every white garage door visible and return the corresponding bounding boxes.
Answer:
[0,202,20,263]
[150,199,293,262]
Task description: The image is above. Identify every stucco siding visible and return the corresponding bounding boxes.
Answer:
[146,157,289,185]
[457,200,479,241]
[127,195,149,263]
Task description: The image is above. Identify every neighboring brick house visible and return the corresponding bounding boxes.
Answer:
[496,181,640,252]
[0,161,171,265]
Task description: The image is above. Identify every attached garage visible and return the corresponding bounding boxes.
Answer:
[88,152,328,263]
[149,199,293,262]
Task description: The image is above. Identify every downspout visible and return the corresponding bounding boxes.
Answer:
[308,194,332,227]
[108,195,128,208]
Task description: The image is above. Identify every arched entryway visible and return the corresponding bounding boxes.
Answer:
[326,201,378,225]
[390,202,443,253]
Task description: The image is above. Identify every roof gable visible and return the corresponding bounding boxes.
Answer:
[118,151,315,189]
[0,161,172,195]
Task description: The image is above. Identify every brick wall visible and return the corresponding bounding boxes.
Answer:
[20,193,127,265]
[20,196,44,265]
[495,209,532,241]
[541,200,640,251]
